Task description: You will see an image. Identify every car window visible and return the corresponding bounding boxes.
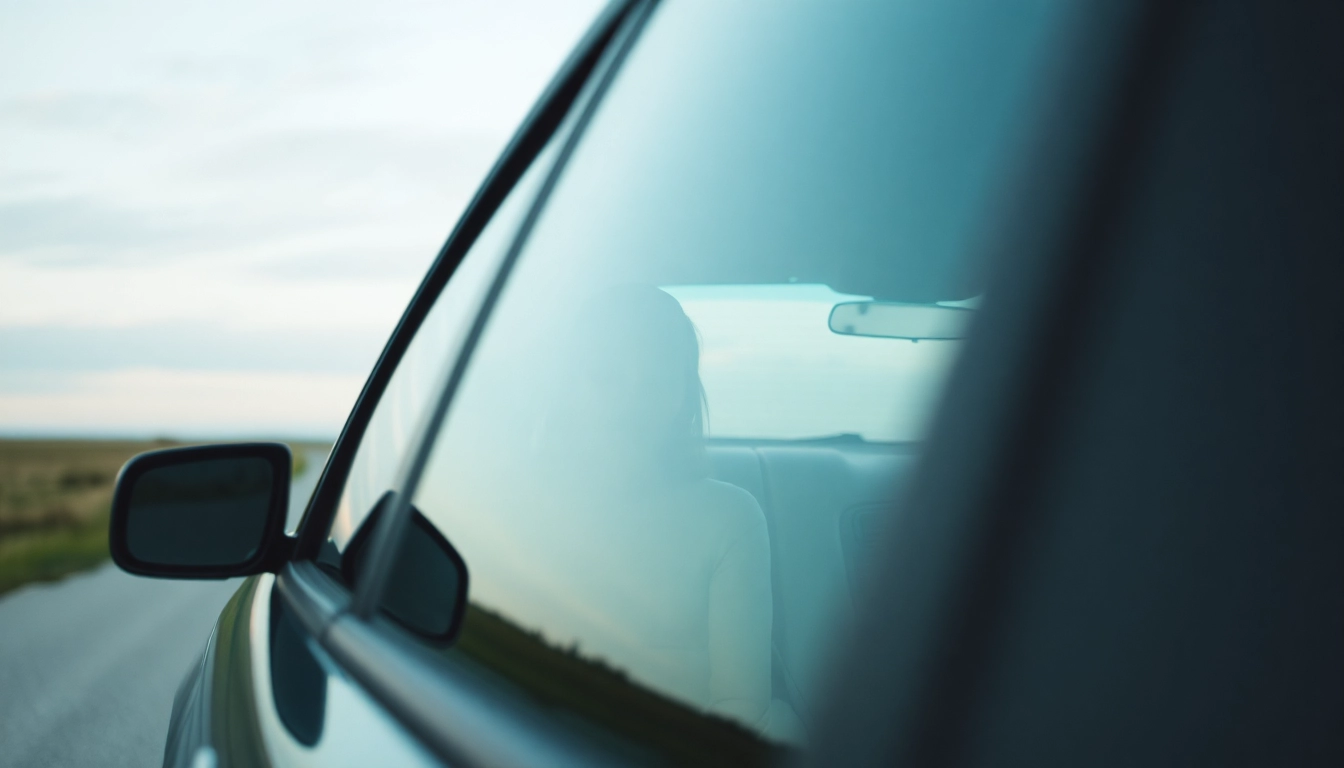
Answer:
[398,0,1061,760]
[322,138,562,557]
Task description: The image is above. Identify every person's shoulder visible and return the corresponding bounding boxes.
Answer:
[694,477,761,509]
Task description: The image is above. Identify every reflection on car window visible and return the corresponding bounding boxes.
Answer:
[401,0,1061,761]
[324,139,562,554]
[668,284,962,441]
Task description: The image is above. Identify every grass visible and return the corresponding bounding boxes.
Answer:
[0,513,112,596]
[0,438,328,596]
[0,438,167,595]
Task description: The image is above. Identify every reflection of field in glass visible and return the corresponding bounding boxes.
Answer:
[454,603,786,766]
[0,439,320,595]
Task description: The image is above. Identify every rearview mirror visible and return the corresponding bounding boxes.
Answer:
[828,300,974,340]
[110,443,291,578]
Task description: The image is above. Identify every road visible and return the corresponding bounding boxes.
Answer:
[0,449,327,768]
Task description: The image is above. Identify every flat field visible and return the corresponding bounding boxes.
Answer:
[0,438,321,595]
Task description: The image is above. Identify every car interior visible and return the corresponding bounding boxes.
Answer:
[324,276,969,742]
[706,435,919,727]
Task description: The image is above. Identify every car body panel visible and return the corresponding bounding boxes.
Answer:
[163,577,268,768]
[164,576,441,768]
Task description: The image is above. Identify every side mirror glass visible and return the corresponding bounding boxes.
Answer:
[342,493,469,646]
[110,443,291,577]
[828,300,975,340]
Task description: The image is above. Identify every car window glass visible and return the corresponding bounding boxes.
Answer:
[402,0,1061,760]
[323,138,561,556]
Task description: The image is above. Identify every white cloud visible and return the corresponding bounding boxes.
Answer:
[0,259,415,331]
[0,368,366,438]
[0,0,605,434]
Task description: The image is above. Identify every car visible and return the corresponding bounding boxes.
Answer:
[107,1,1342,766]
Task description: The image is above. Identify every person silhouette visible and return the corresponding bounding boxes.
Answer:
[524,285,776,730]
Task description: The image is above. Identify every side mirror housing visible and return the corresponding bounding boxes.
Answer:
[110,443,293,578]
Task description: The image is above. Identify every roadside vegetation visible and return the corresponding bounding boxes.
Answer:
[0,438,326,596]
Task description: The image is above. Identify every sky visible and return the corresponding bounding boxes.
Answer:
[0,0,605,439]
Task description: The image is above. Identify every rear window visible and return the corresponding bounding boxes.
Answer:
[667,284,964,442]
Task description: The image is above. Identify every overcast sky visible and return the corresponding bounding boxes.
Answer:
[0,0,604,438]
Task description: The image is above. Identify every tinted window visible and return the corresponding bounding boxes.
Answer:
[399,0,1060,759]
[323,139,563,556]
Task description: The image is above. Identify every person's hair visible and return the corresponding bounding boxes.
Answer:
[629,286,709,481]
[538,284,708,485]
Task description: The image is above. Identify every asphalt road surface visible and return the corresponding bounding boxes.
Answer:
[0,449,327,768]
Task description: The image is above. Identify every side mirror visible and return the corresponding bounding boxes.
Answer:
[110,443,292,578]
[341,492,469,646]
